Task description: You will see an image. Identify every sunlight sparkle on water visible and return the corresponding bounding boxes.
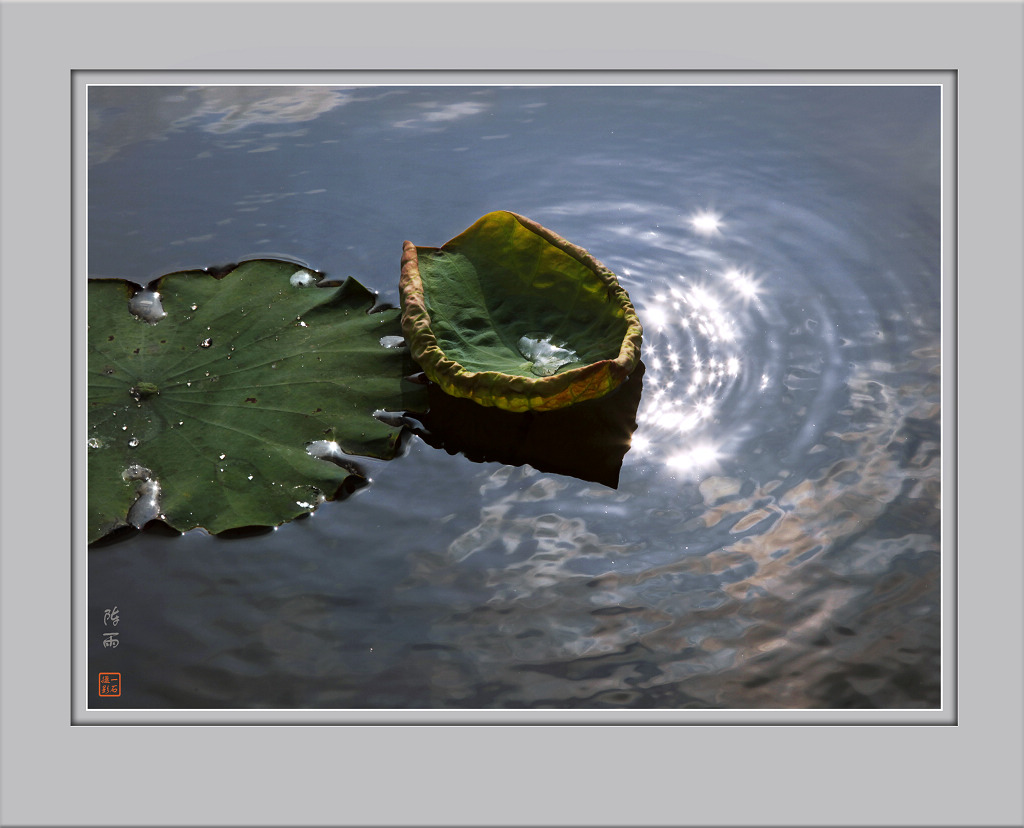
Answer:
[629,271,757,479]
[688,285,720,311]
[630,433,651,454]
[722,268,762,302]
[666,442,721,474]
[689,209,723,235]
[643,305,669,330]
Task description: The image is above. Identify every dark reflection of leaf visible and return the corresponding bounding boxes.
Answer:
[409,362,645,489]
[87,259,427,543]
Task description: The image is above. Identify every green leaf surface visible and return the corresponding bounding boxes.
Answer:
[400,211,643,412]
[88,260,425,543]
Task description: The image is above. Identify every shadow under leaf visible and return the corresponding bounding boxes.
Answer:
[409,362,645,489]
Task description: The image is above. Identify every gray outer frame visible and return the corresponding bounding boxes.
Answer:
[2,2,1019,827]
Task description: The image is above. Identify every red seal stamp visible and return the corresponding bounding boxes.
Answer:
[98,672,121,697]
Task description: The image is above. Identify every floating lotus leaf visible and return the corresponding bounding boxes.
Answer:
[87,260,426,543]
[400,211,643,412]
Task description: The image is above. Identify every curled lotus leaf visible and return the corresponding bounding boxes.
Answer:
[87,260,426,543]
[400,210,643,412]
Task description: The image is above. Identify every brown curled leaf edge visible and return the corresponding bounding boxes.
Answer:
[400,210,643,413]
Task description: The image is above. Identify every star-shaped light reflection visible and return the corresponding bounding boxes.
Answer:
[689,209,723,235]
[722,268,762,303]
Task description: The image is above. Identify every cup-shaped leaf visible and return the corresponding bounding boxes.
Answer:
[400,211,643,412]
[87,260,426,543]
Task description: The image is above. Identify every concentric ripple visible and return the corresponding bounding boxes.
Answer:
[419,188,941,708]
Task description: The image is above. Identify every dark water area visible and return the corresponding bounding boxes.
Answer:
[87,84,942,710]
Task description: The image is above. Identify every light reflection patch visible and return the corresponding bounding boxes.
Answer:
[631,269,755,477]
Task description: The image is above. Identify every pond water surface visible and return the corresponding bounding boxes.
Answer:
[88,84,942,710]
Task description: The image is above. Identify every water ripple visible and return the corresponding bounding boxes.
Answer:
[415,181,941,707]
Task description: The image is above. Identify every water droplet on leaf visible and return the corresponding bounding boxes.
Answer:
[122,465,163,528]
[517,333,581,377]
[372,409,408,428]
[306,440,344,463]
[128,290,167,324]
